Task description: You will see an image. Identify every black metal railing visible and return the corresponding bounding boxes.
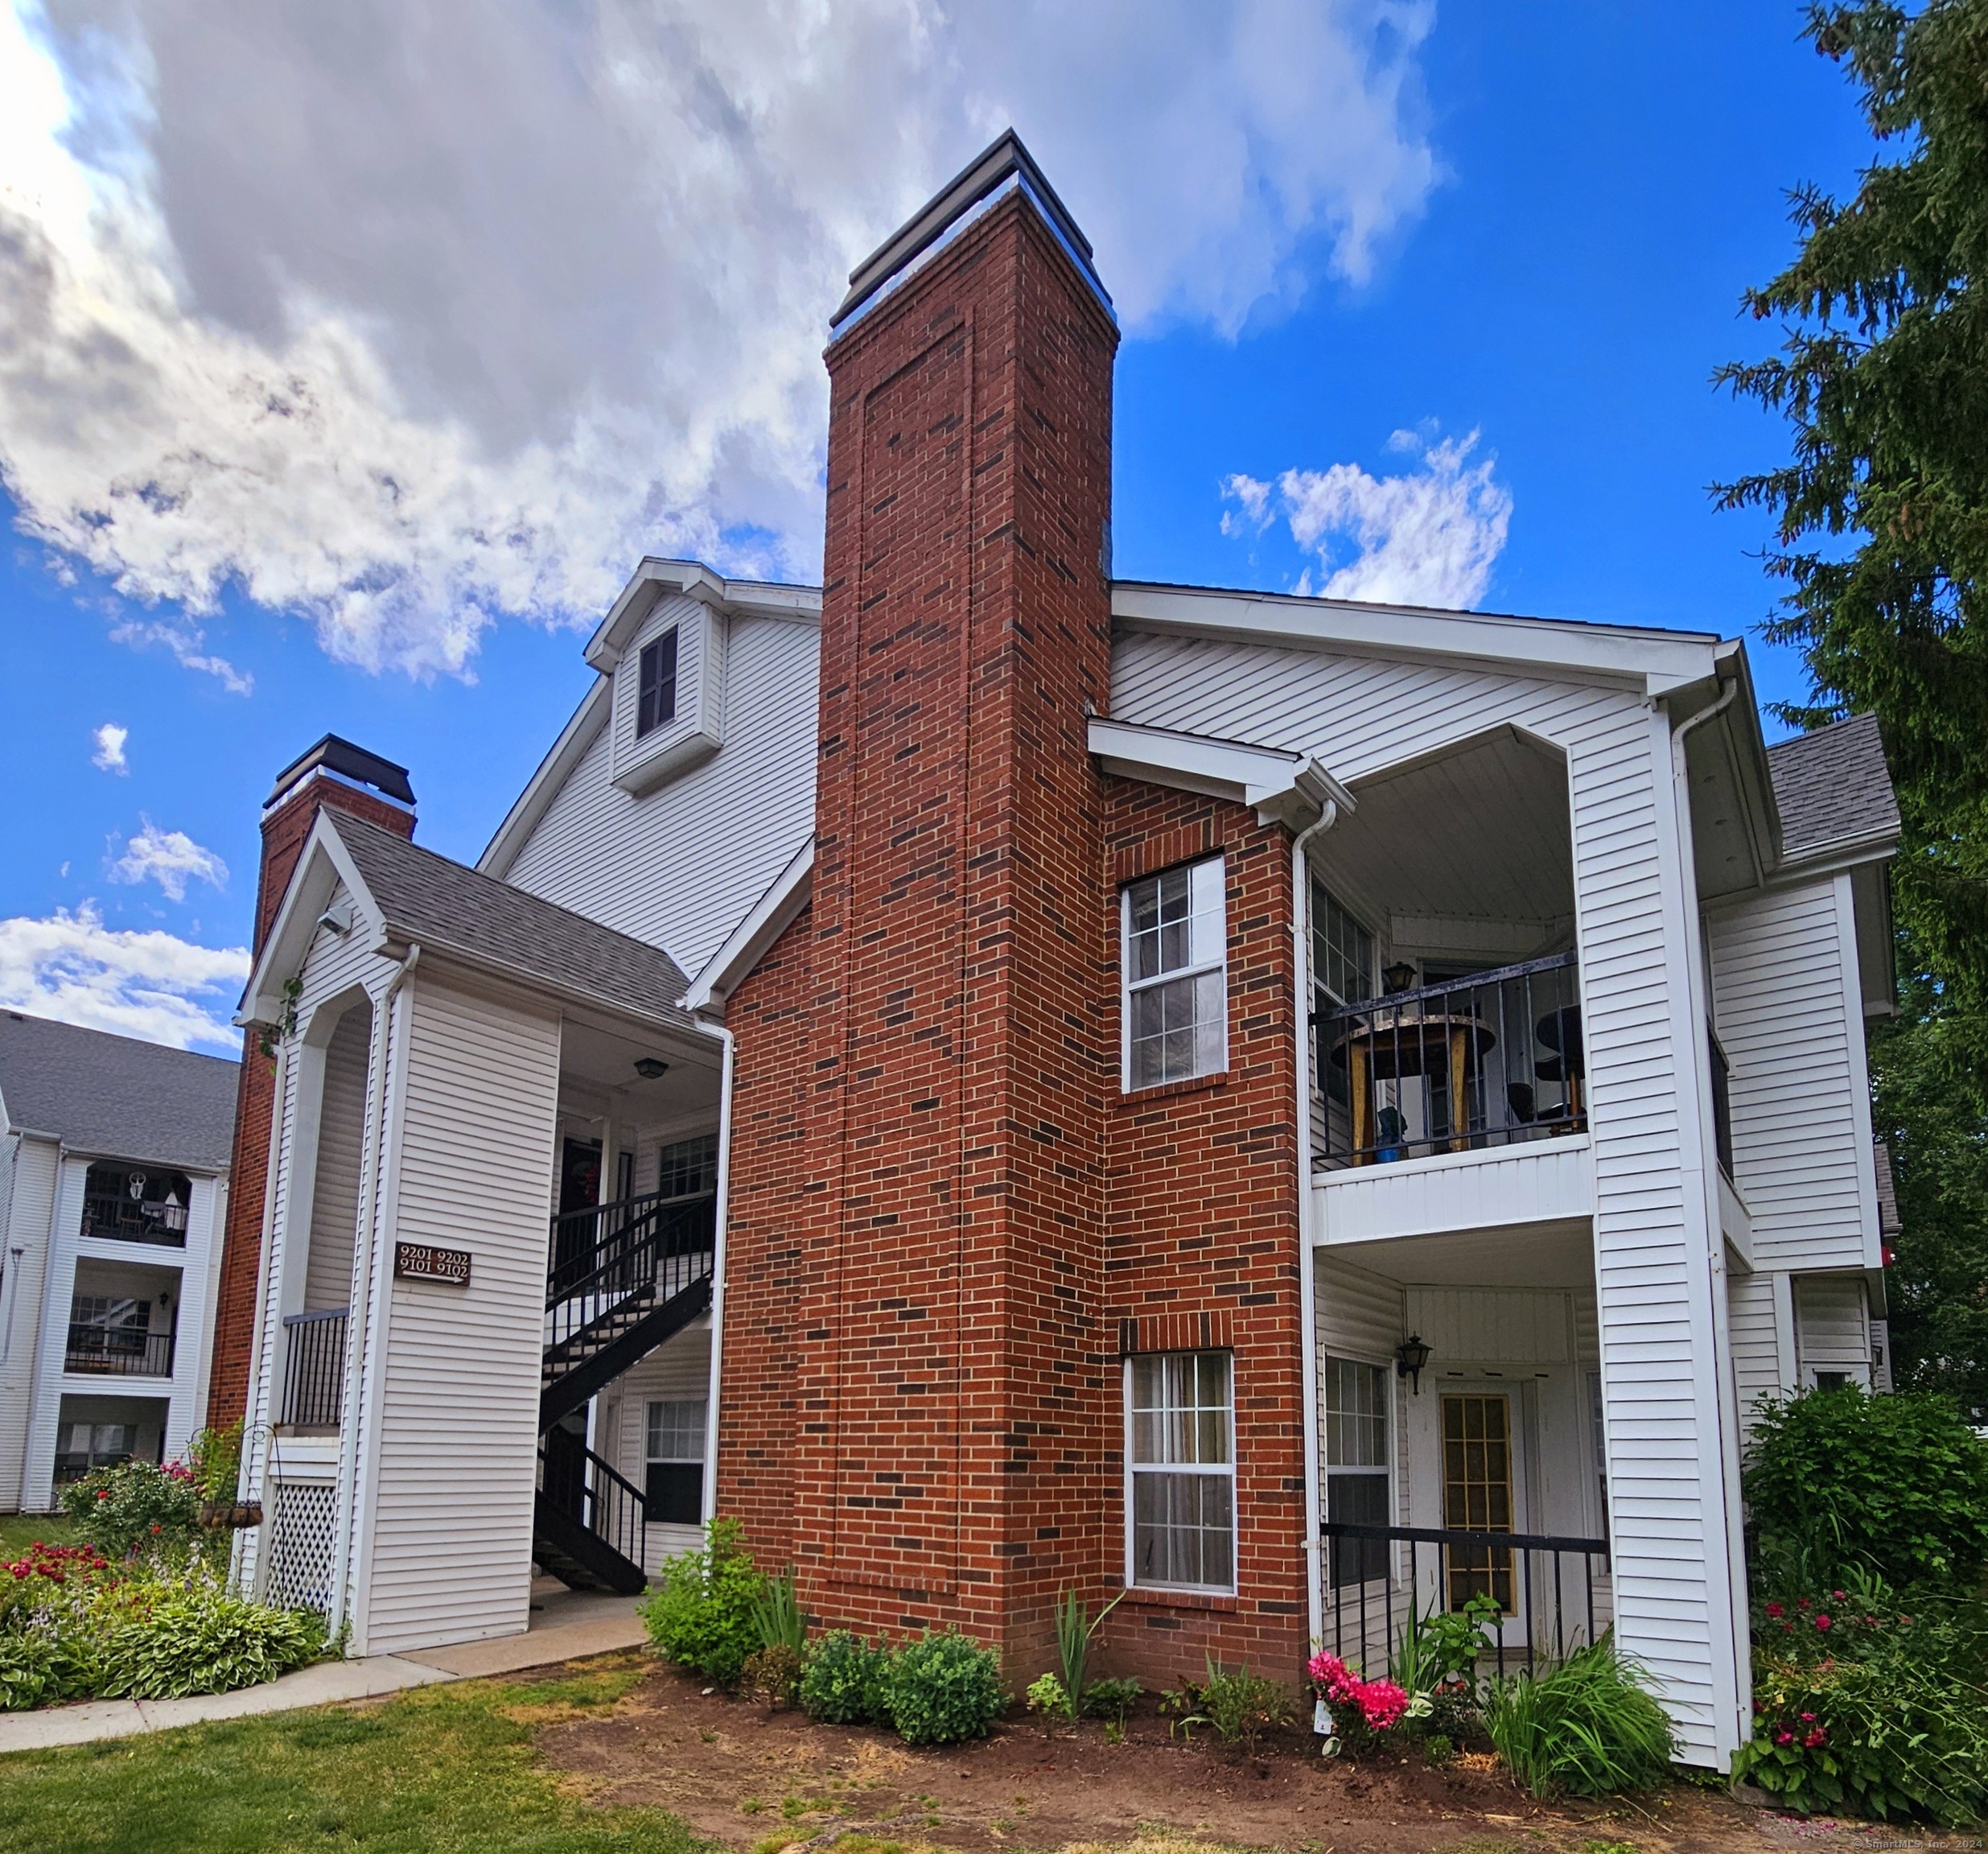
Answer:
[280,1308,348,1427]
[545,1191,715,1355]
[1708,1025,1735,1180]
[1315,954,1583,1168]
[1319,1519,1612,1677]
[64,1324,175,1376]
[538,1440,648,1570]
[80,1189,188,1247]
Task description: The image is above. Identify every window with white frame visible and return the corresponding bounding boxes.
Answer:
[1311,884,1373,1106]
[644,1398,707,1523]
[1122,857,1227,1090]
[1323,1357,1389,1588]
[656,1132,718,1198]
[1127,1350,1235,1591]
[636,628,680,738]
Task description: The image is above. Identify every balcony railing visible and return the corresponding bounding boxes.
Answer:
[280,1308,348,1428]
[64,1325,175,1377]
[1315,954,1584,1168]
[80,1190,188,1247]
[1320,1519,1612,1677]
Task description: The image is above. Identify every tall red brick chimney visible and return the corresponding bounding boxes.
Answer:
[205,736,417,1425]
[717,133,1121,1660]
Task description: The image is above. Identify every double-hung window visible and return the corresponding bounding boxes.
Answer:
[1127,1350,1235,1591]
[644,1398,707,1523]
[655,1132,718,1199]
[1122,856,1227,1090]
[1322,1357,1389,1587]
[1311,883,1373,1107]
[636,628,679,738]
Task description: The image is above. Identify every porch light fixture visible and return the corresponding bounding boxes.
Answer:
[1395,1333,1432,1394]
[1382,961,1418,995]
[633,1057,669,1080]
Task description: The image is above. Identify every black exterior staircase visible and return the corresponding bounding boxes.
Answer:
[531,1189,716,1593]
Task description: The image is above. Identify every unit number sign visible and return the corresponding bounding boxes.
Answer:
[394,1242,471,1284]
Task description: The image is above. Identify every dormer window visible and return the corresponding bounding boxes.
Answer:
[637,629,679,738]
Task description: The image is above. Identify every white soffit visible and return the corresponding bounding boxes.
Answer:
[1088,716,1353,828]
[1112,581,1725,697]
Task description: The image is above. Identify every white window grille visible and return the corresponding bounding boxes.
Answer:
[1126,1350,1235,1592]
[1323,1356,1389,1588]
[656,1134,718,1199]
[1122,857,1227,1090]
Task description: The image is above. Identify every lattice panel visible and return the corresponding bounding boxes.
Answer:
[264,1480,339,1616]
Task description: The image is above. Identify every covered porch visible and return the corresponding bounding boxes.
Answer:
[1312,1220,1611,1680]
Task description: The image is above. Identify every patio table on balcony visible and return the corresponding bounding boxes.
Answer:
[1332,1010,1497,1164]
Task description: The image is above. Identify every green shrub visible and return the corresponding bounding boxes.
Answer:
[96,1592,326,1700]
[798,1629,890,1724]
[1197,1658,1295,1753]
[1744,1387,1988,1595]
[880,1629,1006,1745]
[58,1461,201,1561]
[636,1517,767,1687]
[1485,1638,1675,1798]
[1392,1592,1499,1696]
[1735,1591,1988,1826]
[0,1630,94,1712]
[751,1564,806,1655]
[1083,1675,1143,1724]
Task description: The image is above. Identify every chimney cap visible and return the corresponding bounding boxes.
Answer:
[832,129,1109,332]
[266,734,416,810]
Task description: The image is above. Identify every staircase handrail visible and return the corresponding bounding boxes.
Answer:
[545,1189,714,1310]
[537,1440,648,1574]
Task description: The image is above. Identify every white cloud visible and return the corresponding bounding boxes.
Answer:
[108,818,228,900]
[1224,428,1513,610]
[0,904,248,1050]
[107,618,252,694]
[90,720,127,772]
[0,0,1438,678]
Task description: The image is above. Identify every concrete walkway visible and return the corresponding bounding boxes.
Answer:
[0,1585,649,1755]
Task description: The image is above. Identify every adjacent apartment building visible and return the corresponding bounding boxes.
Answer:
[1,1011,237,1510]
[207,134,1900,1770]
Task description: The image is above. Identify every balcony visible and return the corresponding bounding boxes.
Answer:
[81,1162,191,1248]
[279,1308,348,1429]
[1315,954,1584,1170]
[64,1323,175,1377]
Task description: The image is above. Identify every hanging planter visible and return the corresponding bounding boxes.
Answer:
[198,1499,264,1531]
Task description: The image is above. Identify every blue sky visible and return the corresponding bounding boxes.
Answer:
[0,2,1875,1049]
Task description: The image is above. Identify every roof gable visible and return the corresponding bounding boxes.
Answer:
[0,1011,237,1170]
[1766,714,1902,861]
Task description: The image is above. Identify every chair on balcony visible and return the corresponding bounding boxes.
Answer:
[1533,1006,1585,1124]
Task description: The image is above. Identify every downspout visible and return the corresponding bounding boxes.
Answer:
[1290,799,1340,1657]
[1667,674,1751,1763]
[327,944,419,1638]
[693,1013,736,1529]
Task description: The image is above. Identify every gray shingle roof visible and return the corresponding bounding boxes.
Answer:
[331,813,693,1030]
[1767,713,1902,861]
[0,1012,238,1171]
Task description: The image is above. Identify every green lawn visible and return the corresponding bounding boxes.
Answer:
[0,1513,76,1557]
[0,1662,706,1854]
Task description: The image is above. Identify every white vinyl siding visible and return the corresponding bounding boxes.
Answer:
[1793,1275,1871,1389]
[1706,878,1880,1273]
[1117,629,1744,1763]
[0,1135,59,1509]
[504,604,819,979]
[303,1007,369,1316]
[355,976,561,1657]
[1726,1271,1785,1431]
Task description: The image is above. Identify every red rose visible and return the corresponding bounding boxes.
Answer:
[1766,1601,1784,1618]
[1815,1615,1832,1631]
[1776,1730,1794,1746]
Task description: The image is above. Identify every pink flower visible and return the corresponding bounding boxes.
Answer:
[1814,1615,1832,1632]
[1800,1712,1815,1723]
[1831,1590,1845,1602]
[1804,1728,1827,1749]
[1765,1601,1784,1618]
[1776,1730,1795,1746]
[1354,1679,1410,1732]
[1797,1596,1811,1609]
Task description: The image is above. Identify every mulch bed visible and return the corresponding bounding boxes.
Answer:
[521,1654,1803,1854]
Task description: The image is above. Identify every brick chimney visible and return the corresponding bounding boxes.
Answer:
[717,134,1120,1659]
[204,736,417,1425]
